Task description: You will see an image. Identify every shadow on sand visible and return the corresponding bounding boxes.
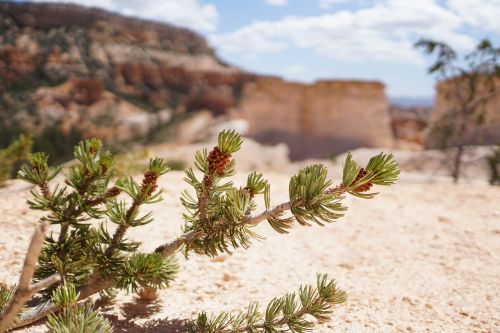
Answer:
[103,298,192,333]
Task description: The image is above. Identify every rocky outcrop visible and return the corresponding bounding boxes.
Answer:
[237,78,394,159]
[426,77,500,148]
[389,106,431,148]
[0,2,254,147]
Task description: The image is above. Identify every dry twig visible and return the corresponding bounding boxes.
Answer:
[0,223,60,332]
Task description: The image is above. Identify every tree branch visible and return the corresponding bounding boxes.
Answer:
[0,223,60,333]
[10,184,349,329]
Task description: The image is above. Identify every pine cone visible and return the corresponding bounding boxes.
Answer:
[208,147,231,175]
[105,186,121,198]
[140,171,159,196]
[353,168,373,193]
[39,182,50,198]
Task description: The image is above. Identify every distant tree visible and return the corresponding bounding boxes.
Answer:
[415,38,500,182]
[487,145,500,185]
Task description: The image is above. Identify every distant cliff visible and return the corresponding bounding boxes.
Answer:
[238,78,393,159]
[0,2,395,161]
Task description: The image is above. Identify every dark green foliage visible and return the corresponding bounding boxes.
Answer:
[190,274,347,333]
[46,284,112,333]
[0,133,32,186]
[0,283,17,330]
[34,227,98,296]
[33,126,83,165]
[17,138,178,296]
[113,253,178,293]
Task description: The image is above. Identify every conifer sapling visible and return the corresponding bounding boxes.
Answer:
[0,130,399,333]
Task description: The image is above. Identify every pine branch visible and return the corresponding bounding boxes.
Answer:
[0,223,61,333]
[10,198,324,329]
[45,284,112,333]
[190,274,347,332]
[105,158,169,255]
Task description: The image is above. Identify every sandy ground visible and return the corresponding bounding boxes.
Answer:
[1,168,500,333]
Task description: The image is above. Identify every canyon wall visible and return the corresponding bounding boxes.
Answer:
[238,78,394,159]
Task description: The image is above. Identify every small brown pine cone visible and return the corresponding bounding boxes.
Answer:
[353,168,373,193]
[105,187,121,198]
[208,147,231,175]
[39,182,50,199]
[140,171,159,196]
[88,197,105,207]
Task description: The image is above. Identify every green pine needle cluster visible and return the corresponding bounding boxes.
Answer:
[342,152,399,198]
[289,164,346,226]
[114,253,178,293]
[190,274,347,333]
[0,284,15,314]
[46,284,112,333]
[17,138,178,296]
[181,130,264,256]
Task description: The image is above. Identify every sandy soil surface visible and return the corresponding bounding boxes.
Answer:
[1,168,499,333]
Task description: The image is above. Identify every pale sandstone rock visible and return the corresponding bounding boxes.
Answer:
[427,77,500,148]
[175,110,215,144]
[238,77,394,159]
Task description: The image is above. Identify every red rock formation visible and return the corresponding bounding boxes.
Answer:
[71,78,103,105]
[0,47,37,83]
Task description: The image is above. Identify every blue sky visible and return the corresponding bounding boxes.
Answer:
[26,0,500,98]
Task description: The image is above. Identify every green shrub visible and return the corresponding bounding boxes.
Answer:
[0,134,33,186]
[33,126,83,165]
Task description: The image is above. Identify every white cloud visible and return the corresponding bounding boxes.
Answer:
[265,0,288,6]
[319,0,376,9]
[319,0,350,9]
[30,0,219,32]
[211,0,475,64]
[447,0,500,31]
